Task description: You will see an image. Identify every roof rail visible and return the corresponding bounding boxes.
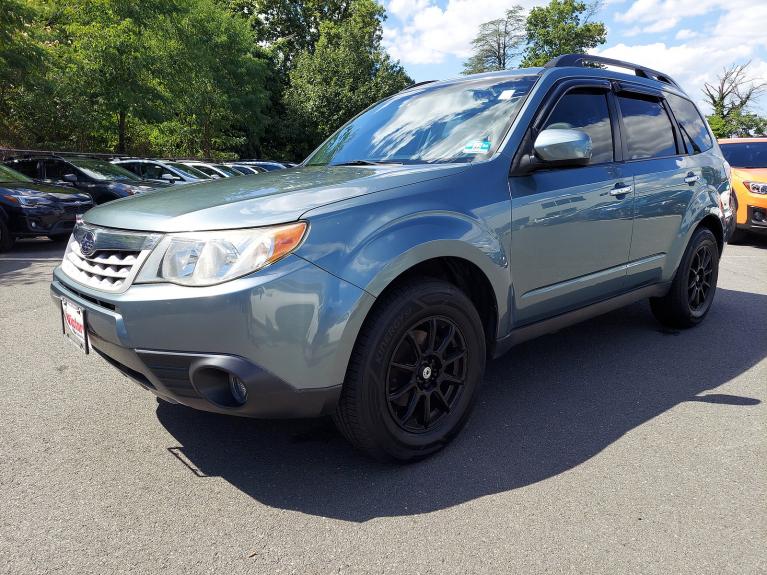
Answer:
[543,53,680,88]
[400,80,437,93]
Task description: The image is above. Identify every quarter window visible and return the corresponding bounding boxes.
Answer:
[617,94,677,160]
[542,90,614,164]
[665,93,713,154]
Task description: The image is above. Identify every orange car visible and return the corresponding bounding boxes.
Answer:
[719,137,767,242]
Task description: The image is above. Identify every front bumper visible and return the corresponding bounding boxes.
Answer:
[50,254,375,418]
[10,204,89,237]
[738,204,767,234]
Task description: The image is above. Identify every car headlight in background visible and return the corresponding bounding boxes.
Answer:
[136,222,308,286]
[1,191,55,207]
[743,181,767,195]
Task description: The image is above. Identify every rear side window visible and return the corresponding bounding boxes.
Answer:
[665,93,713,154]
[543,90,614,164]
[617,94,677,160]
[7,159,39,178]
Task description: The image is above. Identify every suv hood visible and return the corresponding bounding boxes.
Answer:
[732,167,767,182]
[83,164,468,232]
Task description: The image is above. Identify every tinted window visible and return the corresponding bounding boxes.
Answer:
[720,142,767,168]
[117,162,142,176]
[543,90,614,164]
[0,164,32,182]
[618,95,677,159]
[44,159,73,181]
[7,159,39,178]
[665,93,712,154]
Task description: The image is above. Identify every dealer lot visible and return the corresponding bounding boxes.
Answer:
[1,238,765,574]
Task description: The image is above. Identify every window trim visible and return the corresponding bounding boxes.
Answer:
[614,89,683,163]
[511,77,618,174]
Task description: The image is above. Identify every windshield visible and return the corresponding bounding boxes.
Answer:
[69,158,141,181]
[720,142,767,168]
[167,162,211,179]
[0,164,32,183]
[306,75,538,166]
[213,164,239,176]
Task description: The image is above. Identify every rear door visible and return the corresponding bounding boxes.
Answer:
[615,87,702,289]
[510,81,634,325]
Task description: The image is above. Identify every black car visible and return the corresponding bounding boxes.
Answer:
[0,164,93,251]
[3,155,167,204]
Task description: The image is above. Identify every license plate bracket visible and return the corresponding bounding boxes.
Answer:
[61,297,89,354]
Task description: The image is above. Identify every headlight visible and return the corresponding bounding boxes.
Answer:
[136,222,307,286]
[1,192,54,207]
[744,181,767,195]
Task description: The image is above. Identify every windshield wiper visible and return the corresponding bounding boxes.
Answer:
[331,159,403,166]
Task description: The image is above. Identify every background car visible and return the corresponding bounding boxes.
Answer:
[236,160,288,171]
[0,163,92,251]
[3,155,167,204]
[719,138,767,242]
[112,159,212,184]
[181,161,241,178]
[224,163,265,175]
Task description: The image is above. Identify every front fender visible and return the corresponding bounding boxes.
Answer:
[297,210,511,338]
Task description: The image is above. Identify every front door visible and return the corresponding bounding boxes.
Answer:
[510,86,634,325]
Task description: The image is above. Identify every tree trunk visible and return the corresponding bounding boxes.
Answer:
[117,110,127,154]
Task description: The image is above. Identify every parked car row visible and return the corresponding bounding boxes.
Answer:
[0,154,291,250]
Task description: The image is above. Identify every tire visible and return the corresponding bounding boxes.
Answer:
[0,219,15,252]
[650,227,719,328]
[333,279,486,462]
[727,193,748,244]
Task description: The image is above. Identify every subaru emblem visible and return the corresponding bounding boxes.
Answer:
[80,230,96,257]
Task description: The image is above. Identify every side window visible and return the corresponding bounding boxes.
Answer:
[617,94,678,160]
[7,159,39,178]
[665,93,713,154]
[44,159,69,181]
[542,90,614,164]
[119,162,141,176]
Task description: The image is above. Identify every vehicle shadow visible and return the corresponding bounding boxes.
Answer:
[156,287,765,522]
[0,238,65,286]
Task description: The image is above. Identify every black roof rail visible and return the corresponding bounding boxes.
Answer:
[400,80,437,92]
[544,53,680,88]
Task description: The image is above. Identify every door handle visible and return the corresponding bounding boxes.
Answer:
[684,173,699,185]
[610,185,633,196]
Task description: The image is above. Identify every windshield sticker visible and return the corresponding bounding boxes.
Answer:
[463,140,492,154]
[498,89,516,100]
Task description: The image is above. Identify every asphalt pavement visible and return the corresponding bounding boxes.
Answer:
[1,236,765,574]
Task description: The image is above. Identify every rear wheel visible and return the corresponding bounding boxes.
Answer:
[650,227,719,328]
[0,220,15,252]
[333,279,486,462]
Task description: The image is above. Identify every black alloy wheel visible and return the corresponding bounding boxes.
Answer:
[386,316,468,433]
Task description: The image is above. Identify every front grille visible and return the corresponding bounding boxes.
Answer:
[60,224,161,293]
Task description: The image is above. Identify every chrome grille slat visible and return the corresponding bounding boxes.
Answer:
[60,224,161,293]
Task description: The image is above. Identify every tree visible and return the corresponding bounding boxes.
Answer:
[520,0,606,67]
[703,62,767,138]
[283,0,411,157]
[0,0,45,144]
[463,6,526,75]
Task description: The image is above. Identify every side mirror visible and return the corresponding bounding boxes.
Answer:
[63,173,78,183]
[161,173,178,181]
[533,128,592,164]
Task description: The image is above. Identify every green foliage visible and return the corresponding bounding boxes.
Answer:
[283,0,411,157]
[463,6,526,75]
[707,113,767,138]
[521,0,606,67]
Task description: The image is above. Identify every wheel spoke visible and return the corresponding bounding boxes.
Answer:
[391,361,417,372]
[436,324,455,356]
[388,380,416,402]
[422,393,432,427]
[405,331,423,359]
[433,389,451,413]
[400,392,420,424]
[426,318,437,352]
[443,349,466,367]
[440,373,464,385]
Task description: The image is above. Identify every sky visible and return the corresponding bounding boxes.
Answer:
[381,0,767,113]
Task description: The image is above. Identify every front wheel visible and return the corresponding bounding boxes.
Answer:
[0,219,15,252]
[333,279,486,462]
[650,227,719,328]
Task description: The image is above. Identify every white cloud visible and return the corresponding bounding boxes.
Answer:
[674,28,698,40]
[383,0,542,66]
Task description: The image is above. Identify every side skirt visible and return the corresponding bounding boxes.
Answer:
[492,282,671,359]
